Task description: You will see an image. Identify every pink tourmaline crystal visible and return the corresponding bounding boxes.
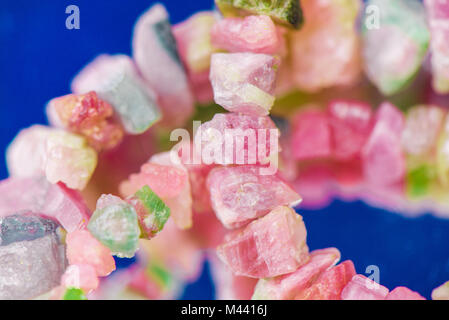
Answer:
[66,230,116,277]
[252,248,340,300]
[217,206,309,278]
[385,287,425,300]
[361,102,406,185]
[133,4,194,126]
[210,53,279,115]
[341,274,389,300]
[291,108,332,160]
[328,100,373,160]
[211,15,281,54]
[207,166,301,229]
[61,264,100,293]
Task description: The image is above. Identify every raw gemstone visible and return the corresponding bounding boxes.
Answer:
[215,0,303,29]
[424,0,449,94]
[133,4,194,126]
[290,0,361,92]
[63,288,87,300]
[295,260,356,300]
[252,248,340,300]
[126,185,170,239]
[385,287,425,300]
[210,53,279,116]
[0,213,59,246]
[362,0,430,95]
[217,206,309,278]
[431,281,449,300]
[196,113,279,166]
[61,264,99,293]
[361,102,406,186]
[0,176,90,232]
[211,15,281,54]
[66,230,116,277]
[47,91,123,152]
[291,108,332,160]
[436,114,449,186]
[406,164,436,198]
[207,166,301,229]
[328,100,373,160]
[401,105,444,156]
[87,195,141,258]
[341,274,389,300]
[72,54,161,134]
[0,233,66,300]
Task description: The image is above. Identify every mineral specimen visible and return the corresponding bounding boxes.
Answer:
[385,286,425,300]
[61,264,100,293]
[432,281,449,300]
[341,274,389,300]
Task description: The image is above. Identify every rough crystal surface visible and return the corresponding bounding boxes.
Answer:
[341,274,389,300]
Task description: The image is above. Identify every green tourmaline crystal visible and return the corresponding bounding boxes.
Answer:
[63,288,87,300]
[407,165,436,198]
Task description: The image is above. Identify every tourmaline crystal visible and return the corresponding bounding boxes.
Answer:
[72,54,160,134]
[290,0,361,92]
[217,206,309,278]
[0,233,66,299]
[341,275,389,300]
[436,114,449,186]
[196,113,279,166]
[432,281,449,300]
[328,101,373,160]
[66,230,116,277]
[0,176,90,232]
[361,102,406,186]
[252,248,340,300]
[424,0,449,94]
[291,108,331,160]
[385,287,425,300]
[133,4,194,126]
[362,0,430,95]
[126,185,170,239]
[215,0,303,29]
[207,166,301,229]
[63,288,87,300]
[46,91,123,151]
[210,53,279,116]
[61,264,99,293]
[87,194,141,258]
[211,15,281,54]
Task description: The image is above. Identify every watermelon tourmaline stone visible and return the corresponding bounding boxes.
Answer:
[385,287,425,300]
[341,274,389,300]
[63,288,87,300]
[217,206,309,278]
[61,264,100,294]
[210,53,280,116]
[252,247,340,300]
[207,166,302,229]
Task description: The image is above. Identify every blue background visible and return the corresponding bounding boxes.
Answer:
[0,0,448,300]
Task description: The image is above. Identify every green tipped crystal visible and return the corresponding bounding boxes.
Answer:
[87,203,141,258]
[146,260,173,289]
[216,0,303,29]
[63,288,87,300]
[406,164,436,198]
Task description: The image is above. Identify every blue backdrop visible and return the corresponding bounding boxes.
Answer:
[0,0,448,299]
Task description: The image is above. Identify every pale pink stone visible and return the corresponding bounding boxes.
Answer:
[207,166,302,229]
[211,15,281,54]
[341,275,389,300]
[376,102,405,136]
[132,4,194,126]
[217,206,309,278]
[210,53,279,115]
[61,264,99,293]
[431,281,449,300]
[0,176,90,232]
[252,248,340,300]
[291,108,332,160]
[385,287,425,300]
[328,100,373,160]
[66,230,116,277]
[96,194,126,210]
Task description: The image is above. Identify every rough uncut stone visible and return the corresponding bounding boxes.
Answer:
[432,281,449,300]
[215,0,303,29]
[133,4,194,126]
[211,15,281,54]
[436,114,449,186]
[217,206,309,278]
[210,53,279,116]
[328,100,373,160]
[63,288,87,300]
[0,176,90,232]
[61,264,99,293]
[88,195,141,258]
[424,0,449,94]
[291,0,361,92]
[341,274,389,300]
[362,0,430,95]
[385,287,425,300]
[72,54,160,134]
[252,248,340,300]
[66,230,116,277]
[47,91,123,151]
[207,166,301,229]
[0,233,66,300]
